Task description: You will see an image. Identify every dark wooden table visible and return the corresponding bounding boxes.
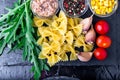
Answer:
[0,0,120,79]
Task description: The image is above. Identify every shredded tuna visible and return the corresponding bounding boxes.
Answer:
[31,0,58,18]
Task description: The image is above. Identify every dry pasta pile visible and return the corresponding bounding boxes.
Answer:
[33,11,94,66]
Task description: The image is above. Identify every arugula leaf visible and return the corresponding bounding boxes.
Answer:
[0,0,30,22]
[0,39,6,55]
[44,64,50,71]
[0,0,49,80]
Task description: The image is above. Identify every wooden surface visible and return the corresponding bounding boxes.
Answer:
[0,48,33,80]
[0,0,33,80]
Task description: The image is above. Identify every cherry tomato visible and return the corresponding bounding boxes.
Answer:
[94,48,107,60]
[95,20,110,34]
[96,35,111,48]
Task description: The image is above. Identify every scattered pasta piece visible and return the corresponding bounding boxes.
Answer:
[33,17,52,27]
[47,51,61,67]
[59,35,65,45]
[63,44,77,61]
[74,35,85,47]
[68,18,74,28]
[51,41,61,53]
[83,43,94,52]
[39,52,46,59]
[74,18,82,26]
[72,24,83,37]
[59,48,68,61]
[74,35,94,52]
[42,42,51,55]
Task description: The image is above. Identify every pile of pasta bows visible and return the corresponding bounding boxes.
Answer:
[33,11,94,66]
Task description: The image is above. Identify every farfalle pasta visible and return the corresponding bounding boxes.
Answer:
[34,11,94,66]
[33,17,52,27]
[65,31,74,45]
[74,35,94,52]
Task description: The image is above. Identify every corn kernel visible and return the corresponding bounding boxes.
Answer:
[91,6,95,9]
[100,0,104,1]
[91,0,95,6]
[108,8,113,13]
[94,6,99,10]
[104,1,109,7]
[112,0,114,2]
[99,2,103,6]
[91,0,116,15]
[105,8,109,12]
[95,10,101,14]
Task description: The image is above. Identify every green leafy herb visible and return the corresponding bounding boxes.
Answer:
[0,0,49,79]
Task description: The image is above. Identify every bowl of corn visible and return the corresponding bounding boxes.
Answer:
[89,0,118,17]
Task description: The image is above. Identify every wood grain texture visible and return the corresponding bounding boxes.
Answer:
[0,0,33,79]
[0,49,33,79]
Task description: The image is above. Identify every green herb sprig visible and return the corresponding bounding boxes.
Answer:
[0,0,49,79]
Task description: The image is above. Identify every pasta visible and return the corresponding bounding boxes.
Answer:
[65,31,74,45]
[33,17,52,27]
[59,47,68,61]
[63,44,77,61]
[72,24,82,37]
[47,51,61,67]
[74,35,94,52]
[34,11,94,66]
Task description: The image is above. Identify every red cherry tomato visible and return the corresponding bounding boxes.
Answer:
[96,35,112,48]
[95,20,110,34]
[94,48,107,60]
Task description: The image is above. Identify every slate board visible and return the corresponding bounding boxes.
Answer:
[57,1,120,66]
